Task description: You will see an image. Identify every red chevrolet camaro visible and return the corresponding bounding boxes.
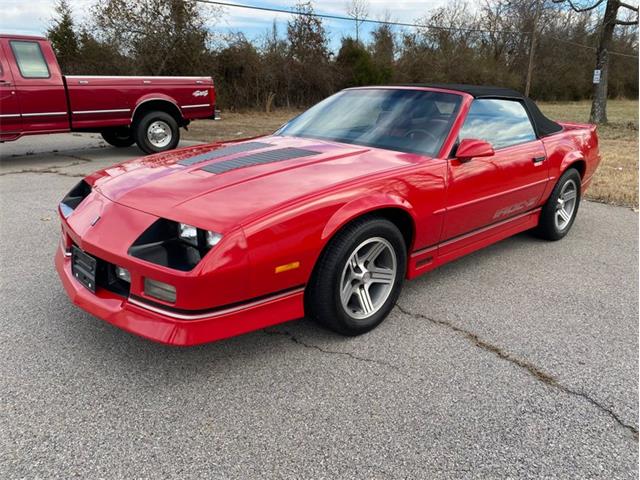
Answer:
[56,84,601,345]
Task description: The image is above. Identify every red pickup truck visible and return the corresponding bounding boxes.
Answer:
[0,34,216,153]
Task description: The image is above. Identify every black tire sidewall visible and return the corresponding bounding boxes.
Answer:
[101,128,135,147]
[308,218,407,335]
[134,111,180,154]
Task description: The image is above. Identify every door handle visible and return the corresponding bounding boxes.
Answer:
[0,80,11,86]
[532,156,546,164]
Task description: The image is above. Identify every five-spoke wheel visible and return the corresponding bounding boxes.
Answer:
[536,167,581,240]
[339,237,397,320]
[306,217,406,336]
[555,178,578,231]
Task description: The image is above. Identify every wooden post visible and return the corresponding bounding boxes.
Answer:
[525,0,542,97]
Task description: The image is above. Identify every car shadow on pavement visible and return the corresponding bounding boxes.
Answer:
[58,229,552,385]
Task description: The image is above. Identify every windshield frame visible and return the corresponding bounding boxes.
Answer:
[275,87,465,158]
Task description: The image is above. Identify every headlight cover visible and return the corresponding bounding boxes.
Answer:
[128,219,223,271]
[178,223,223,250]
[60,180,91,218]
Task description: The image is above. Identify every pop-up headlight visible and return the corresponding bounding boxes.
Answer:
[178,223,198,246]
[128,219,223,272]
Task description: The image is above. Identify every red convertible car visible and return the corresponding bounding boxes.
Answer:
[55,85,600,345]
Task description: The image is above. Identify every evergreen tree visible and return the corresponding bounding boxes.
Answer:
[46,0,79,73]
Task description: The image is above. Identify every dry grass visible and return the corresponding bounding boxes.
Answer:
[184,100,639,208]
[183,110,301,143]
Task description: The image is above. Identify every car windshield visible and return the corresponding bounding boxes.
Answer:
[276,89,462,157]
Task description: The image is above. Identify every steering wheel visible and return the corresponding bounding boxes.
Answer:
[405,129,438,144]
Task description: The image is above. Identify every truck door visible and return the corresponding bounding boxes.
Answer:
[0,43,21,139]
[5,38,68,134]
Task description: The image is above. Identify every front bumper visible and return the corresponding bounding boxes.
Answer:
[55,245,304,346]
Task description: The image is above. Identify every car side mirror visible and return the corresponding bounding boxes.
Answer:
[456,139,495,161]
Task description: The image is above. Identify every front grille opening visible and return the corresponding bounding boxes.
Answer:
[96,262,131,297]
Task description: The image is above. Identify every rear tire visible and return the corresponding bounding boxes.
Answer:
[101,127,135,148]
[535,167,581,241]
[134,111,180,154]
[306,217,407,336]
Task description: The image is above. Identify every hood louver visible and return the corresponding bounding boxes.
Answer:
[200,147,320,175]
[178,141,272,166]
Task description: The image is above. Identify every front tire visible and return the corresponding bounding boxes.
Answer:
[535,168,581,240]
[134,111,180,154]
[100,127,135,148]
[306,217,407,336]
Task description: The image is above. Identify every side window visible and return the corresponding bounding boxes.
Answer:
[10,41,50,79]
[460,99,536,149]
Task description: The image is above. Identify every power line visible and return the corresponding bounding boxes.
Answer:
[196,0,639,59]
[195,0,527,35]
[551,35,639,57]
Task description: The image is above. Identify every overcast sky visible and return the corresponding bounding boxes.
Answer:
[0,0,452,50]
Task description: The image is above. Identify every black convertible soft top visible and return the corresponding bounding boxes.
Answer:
[403,83,563,138]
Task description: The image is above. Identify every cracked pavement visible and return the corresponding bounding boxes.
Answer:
[1,133,638,479]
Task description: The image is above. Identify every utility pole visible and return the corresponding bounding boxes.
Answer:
[525,0,543,97]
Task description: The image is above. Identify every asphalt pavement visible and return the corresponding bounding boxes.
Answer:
[1,133,638,479]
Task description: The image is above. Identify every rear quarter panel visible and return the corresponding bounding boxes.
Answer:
[541,123,600,199]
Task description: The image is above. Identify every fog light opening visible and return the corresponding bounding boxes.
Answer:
[115,266,131,283]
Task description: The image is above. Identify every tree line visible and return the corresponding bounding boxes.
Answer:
[48,0,638,111]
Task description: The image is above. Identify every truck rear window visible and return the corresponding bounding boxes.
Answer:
[10,41,50,79]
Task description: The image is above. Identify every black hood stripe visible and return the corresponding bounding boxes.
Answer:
[178,141,272,166]
[201,147,319,174]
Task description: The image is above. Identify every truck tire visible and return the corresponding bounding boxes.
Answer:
[100,128,135,148]
[134,111,180,154]
[305,216,407,336]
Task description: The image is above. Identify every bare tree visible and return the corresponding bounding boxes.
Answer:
[92,0,220,75]
[346,0,369,43]
[554,0,639,123]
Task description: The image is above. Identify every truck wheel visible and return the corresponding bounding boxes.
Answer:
[535,168,581,241]
[134,111,180,154]
[100,128,135,148]
[306,217,407,336]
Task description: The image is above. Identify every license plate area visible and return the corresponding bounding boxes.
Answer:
[71,246,97,292]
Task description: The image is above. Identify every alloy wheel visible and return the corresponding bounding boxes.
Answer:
[555,178,578,230]
[339,237,397,320]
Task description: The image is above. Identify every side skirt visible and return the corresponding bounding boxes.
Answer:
[407,208,541,280]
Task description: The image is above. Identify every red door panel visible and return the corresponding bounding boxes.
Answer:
[5,38,69,133]
[0,43,21,139]
[443,140,548,240]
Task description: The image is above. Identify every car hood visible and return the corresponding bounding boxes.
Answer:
[93,136,421,231]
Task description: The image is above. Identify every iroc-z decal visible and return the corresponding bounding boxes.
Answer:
[493,198,537,220]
